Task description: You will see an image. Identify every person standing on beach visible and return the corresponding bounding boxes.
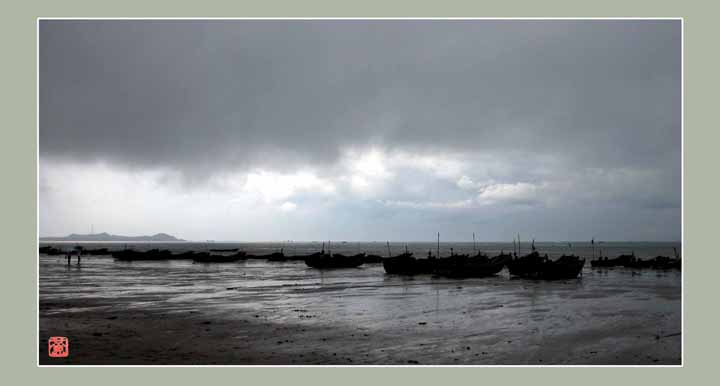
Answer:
[73,245,84,265]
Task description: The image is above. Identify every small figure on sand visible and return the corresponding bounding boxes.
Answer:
[74,245,84,265]
[65,248,83,265]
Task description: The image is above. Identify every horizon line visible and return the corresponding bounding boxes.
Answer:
[38,238,682,243]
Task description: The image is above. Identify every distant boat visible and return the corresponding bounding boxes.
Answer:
[193,251,246,263]
[590,253,634,268]
[507,251,585,280]
[590,252,679,270]
[81,248,110,256]
[111,249,174,261]
[304,253,365,269]
[363,254,384,264]
[40,245,110,256]
[246,249,286,261]
[208,248,239,253]
[382,252,436,275]
[39,246,64,255]
[435,252,512,278]
[171,251,204,260]
[623,255,681,270]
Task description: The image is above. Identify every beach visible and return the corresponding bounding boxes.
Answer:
[39,242,681,365]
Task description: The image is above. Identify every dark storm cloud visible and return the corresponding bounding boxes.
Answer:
[39,20,681,241]
[40,20,680,173]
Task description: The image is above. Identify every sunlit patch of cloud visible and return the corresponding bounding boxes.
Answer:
[240,170,336,204]
[279,201,298,211]
[477,182,543,205]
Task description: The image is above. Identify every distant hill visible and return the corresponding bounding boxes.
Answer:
[39,232,185,242]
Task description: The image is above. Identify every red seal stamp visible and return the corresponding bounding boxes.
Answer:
[48,336,69,358]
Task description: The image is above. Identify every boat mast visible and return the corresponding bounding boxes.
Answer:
[437,232,440,258]
[517,233,521,256]
[473,232,476,252]
[386,241,391,257]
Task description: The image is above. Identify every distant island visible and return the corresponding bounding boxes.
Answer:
[39,232,185,242]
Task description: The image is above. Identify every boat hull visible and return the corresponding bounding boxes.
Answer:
[435,254,512,278]
[111,249,174,261]
[304,254,365,269]
[382,254,436,275]
[508,253,585,280]
[192,252,246,263]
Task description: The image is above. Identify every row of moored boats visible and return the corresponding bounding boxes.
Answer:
[40,243,681,280]
[589,252,681,270]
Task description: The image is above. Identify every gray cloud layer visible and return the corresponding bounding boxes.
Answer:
[39,20,681,240]
[40,20,680,169]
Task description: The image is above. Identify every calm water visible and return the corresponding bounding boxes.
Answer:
[39,241,682,364]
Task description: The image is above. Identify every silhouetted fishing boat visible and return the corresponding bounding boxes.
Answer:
[383,235,448,275]
[304,252,365,269]
[623,255,681,270]
[382,252,437,275]
[590,252,635,268]
[246,249,286,261]
[363,254,383,264]
[208,248,239,252]
[39,246,64,255]
[663,257,682,270]
[167,251,201,260]
[111,249,174,261]
[267,252,287,261]
[193,251,246,263]
[435,252,513,278]
[246,252,282,260]
[623,256,654,269]
[432,250,470,274]
[508,251,585,280]
[81,248,110,255]
[590,256,611,267]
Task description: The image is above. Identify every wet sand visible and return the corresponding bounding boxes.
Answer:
[39,298,680,365]
[39,252,681,365]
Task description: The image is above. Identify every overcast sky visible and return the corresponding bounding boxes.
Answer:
[39,20,681,241]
